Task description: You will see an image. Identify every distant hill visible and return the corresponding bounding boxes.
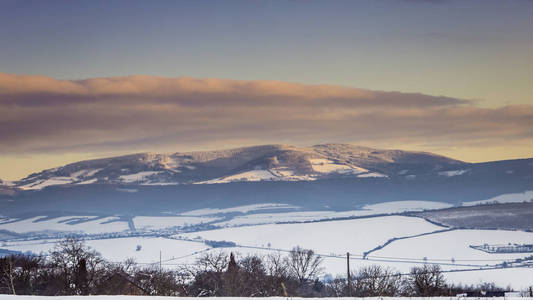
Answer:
[14,143,466,189]
[1,144,532,217]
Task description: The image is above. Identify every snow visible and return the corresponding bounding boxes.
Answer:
[269,167,317,181]
[140,182,179,186]
[77,178,98,185]
[357,172,388,178]
[181,203,300,216]
[133,216,220,230]
[0,239,62,255]
[176,218,533,289]
[198,170,278,184]
[0,216,129,234]
[119,171,162,183]
[444,267,533,290]
[18,177,74,190]
[438,169,469,177]
[181,216,445,257]
[85,237,209,264]
[1,237,209,266]
[463,190,533,206]
[3,214,533,289]
[362,201,453,213]
[371,229,533,268]
[220,170,277,181]
[213,201,454,227]
[197,168,322,184]
[71,168,102,178]
[309,158,366,174]
[214,211,350,226]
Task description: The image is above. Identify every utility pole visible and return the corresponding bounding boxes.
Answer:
[159,250,162,273]
[347,252,351,296]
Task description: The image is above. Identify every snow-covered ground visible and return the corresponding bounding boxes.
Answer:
[372,229,533,267]
[17,169,104,190]
[180,216,444,256]
[212,201,453,226]
[438,169,469,177]
[2,214,533,289]
[357,172,388,178]
[181,203,300,216]
[198,170,278,184]
[463,190,533,206]
[2,200,533,290]
[119,171,163,183]
[85,237,209,264]
[309,158,367,174]
[18,176,75,190]
[197,168,320,184]
[1,237,209,265]
[362,201,453,214]
[0,216,129,234]
[0,201,451,235]
[133,216,220,230]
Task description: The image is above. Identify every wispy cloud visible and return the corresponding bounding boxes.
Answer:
[0,73,531,155]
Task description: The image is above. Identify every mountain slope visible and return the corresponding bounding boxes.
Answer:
[14,144,468,190]
[1,144,531,217]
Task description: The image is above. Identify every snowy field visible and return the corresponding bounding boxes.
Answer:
[133,216,220,231]
[181,203,300,216]
[181,216,445,255]
[372,229,533,264]
[462,190,533,206]
[0,201,453,233]
[211,201,453,226]
[2,214,533,289]
[2,197,533,290]
[0,216,129,234]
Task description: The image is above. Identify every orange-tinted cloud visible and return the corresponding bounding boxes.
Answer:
[0,72,531,155]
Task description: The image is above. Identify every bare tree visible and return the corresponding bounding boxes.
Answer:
[285,246,323,283]
[353,265,401,296]
[237,254,267,296]
[0,256,17,295]
[324,276,348,297]
[50,238,106,295]
[188,252,229,296]
[265,252,288,279]
[406,264,446,296]
[194,252,229,273]
[262,253,290,296]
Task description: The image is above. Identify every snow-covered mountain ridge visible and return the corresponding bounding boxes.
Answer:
[14,144,467,190]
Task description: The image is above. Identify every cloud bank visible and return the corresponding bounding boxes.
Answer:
[1,72,532,155]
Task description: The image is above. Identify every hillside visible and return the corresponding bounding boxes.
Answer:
[13,144,466,189]
[0,144,531,217]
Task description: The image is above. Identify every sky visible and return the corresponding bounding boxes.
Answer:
[0,0,532,180]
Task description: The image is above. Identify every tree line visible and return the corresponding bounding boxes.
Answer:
[0,238,511,296]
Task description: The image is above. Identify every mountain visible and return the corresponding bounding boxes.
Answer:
[1,144,532,217]
[14,144,465,189]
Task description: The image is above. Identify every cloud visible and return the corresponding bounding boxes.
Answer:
[0,72,532,155]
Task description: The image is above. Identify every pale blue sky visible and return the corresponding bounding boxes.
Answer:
[1,0,533,107]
